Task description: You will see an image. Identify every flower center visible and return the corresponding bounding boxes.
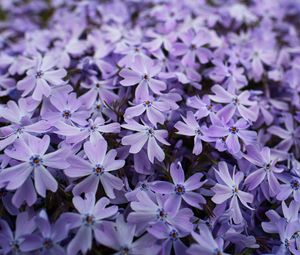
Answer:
[10,241,20,252]
[146,127,155,137]
[62,110,71,119]
[214,249,223,255]
[143,100,152,107]
[174,184,185,195]
[157,209,167,221]
[190,44,197,50]
[291,180,300,190]
[229,126,238,134]
[284,238,290,248]
[169,229,178,240]
[232,97,239,105]
[195,128,201,135]
[207,104,213,111]
[93,164,104,175]
[121,247,130,255]
[36,70,44,79]
[43,238,53,249]
[140,183,148,190]
[84,215,95,226]
[30,155,43,167]
[143,74,149,80]
[232,186,239,195]
[264,162,272,171]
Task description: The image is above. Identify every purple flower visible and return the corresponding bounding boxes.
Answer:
[211,161,254,224]
[0,212,36,254]
[65,140,124,198]
[128,191,193,233]
[187,225,229,255]
[121,119,170,163]
[96,215,159,255]
[0,135,69,205]
[209,84,258,122]
[17,54,67,101]
[268,114,300,153]
[206,117,257,154]
[119,55,166,99]
[243,145,284,197]
[124,95,170,126]
[42,91,89,126]
[147,223,188,255]
[55,117,120,145]
[26,210,68,255]
[175,112,205,155]
[60,193,118,255]
[151,162,206,211]
[171,28,212,66]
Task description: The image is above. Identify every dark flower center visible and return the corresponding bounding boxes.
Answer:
[291,180,300,190]
[144,100,152,107]
[190,44,197,50]
[264,162,272,171]
[207,104,213,111]
[36,71,44,78]
[232,186,239,195]
[146,128,155,137]
[232,97,239,105]
[169,229,178,240]
[10,241,20,252]
[93,164,104,175]
[43,239,53,249]
[84,215,95,225]
[140,183,148,190]
[284,238,290,248]
[229,126,238,134]
[30,155,43,167]
[214,249,223,255]
[157,209,167,221]
[143,74,149,80]
[62,110,71,119]
[195,128,201,135]
[121,247,130,255]
[175,184,185,195]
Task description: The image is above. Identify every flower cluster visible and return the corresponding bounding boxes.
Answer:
[1,0,300,254]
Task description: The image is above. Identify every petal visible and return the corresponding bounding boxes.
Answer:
[72,193,95,214]
[120,69,141,86]
[147,137,164,163]
[226,134,240,154]
[84,140,107,164]
[34,166,58,197]
[122,132,148,154]
[151,181,174,194]
[73,175,100,196]
[170,163,185,184]
[244,168,266,190]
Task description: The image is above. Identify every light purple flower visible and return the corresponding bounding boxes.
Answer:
[55,117,120,145]
[209,84,258,122]
[175,111,205,155]
[187,225,229,255]
[119,55,166,99]
[17,54,67,101]
[211,161,254,224]
[151,162,206,211]
[65,140,124,198]
[59,193,118,255]
[121,119,170,163]
[243,145,284,197]
[0,135,69,205]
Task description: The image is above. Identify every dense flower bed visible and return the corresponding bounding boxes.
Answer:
[1,0,300,254]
